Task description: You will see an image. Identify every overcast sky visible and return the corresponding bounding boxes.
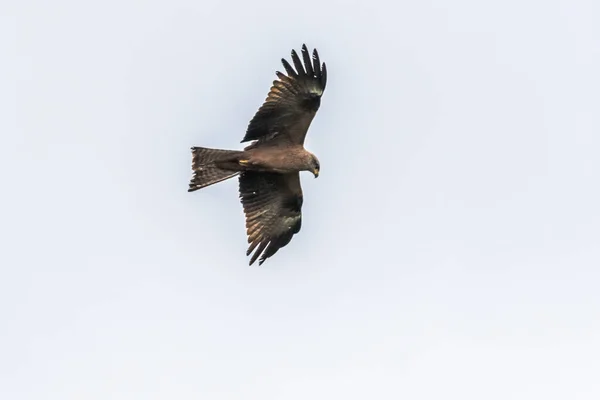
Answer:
[2,0,599,399]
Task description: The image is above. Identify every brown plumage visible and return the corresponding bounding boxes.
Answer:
[188,44,327,265]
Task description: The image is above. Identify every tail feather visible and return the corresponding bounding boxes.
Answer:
[188,147,243,192]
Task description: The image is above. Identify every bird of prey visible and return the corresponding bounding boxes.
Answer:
[188,44,327,266]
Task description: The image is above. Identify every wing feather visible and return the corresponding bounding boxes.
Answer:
[281,58,297,78]
[301,44,314,77]
[291,49,305,75]
[312,49,321,80]
[238,171,303,266]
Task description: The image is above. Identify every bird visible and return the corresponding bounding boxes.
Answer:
[188,44,327,266]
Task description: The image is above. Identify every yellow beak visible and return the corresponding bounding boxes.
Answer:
[312,168,320,178]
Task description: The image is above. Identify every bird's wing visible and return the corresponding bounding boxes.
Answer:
[242,44,327,148]
[238,171,304,265]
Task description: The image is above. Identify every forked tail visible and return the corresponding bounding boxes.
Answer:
[188,147,244,192]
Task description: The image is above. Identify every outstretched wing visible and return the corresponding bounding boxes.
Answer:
[242,44,327,147]
[238,171,304,266]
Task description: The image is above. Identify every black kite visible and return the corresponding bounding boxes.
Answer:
[188,44,327,266]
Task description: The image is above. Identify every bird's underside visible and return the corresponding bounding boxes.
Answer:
[188,44,327,266]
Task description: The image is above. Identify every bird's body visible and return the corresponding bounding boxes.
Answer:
[188,44,327,266]
[240,145,318,174]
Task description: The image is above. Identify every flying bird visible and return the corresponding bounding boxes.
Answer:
[188,44,327,266]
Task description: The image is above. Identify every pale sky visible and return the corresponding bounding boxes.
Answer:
[2,0,599,399]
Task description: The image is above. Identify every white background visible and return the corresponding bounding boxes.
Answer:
[2,0,599,398]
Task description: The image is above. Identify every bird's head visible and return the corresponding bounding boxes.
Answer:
[309,153,320,178]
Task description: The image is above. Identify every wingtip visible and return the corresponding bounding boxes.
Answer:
[249,255,259,266]
[281,58,296,77]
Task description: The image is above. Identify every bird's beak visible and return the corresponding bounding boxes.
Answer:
[312,168,319,178]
